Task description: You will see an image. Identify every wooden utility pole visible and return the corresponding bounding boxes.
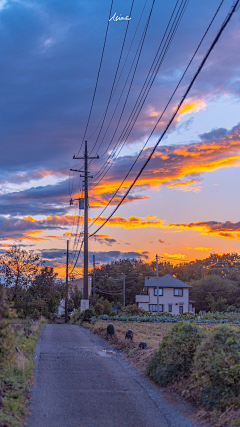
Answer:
[123,274,126,307]
[0,265,5,323]
[0,284,4,322]
[65,240,69,323]
[93,255,96,295]
[156,254,159,313]
[73,142,99,300]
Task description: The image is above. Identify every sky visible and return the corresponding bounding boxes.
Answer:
[0,0,240,277]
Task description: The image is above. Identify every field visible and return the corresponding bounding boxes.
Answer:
[85,320,202,371]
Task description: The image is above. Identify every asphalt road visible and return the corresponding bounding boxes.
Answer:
[26,324,204,427]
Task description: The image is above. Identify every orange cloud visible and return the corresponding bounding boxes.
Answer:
[92,215,165,229]
[163,252,187,260]
[167,180,196,188]
[194,247,214,251]
[89,127,240,204]
[22,216,36,222]
[178,98,206,117]
[166,220,240,240]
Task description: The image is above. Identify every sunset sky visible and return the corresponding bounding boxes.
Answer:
[1,0,240,277]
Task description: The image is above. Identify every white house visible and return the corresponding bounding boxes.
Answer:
[135,274,194,315]
[68,277,92,297]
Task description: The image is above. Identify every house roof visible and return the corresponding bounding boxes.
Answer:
[144,274,192,288]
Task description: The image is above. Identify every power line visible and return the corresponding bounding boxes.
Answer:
[77,0,114,155]
[89,0,224,230]
[89,0,188,201]
[89,0,237,237]
[90,0,188,190]
[85,0,148,146]
[89,0,135,156]
[89,0,157,170]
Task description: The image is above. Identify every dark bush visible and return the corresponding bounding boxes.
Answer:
[81,308,95,322]
[189,325,240,411]
[146,321,204,386]
[121,304,146,316]
[94,303,104,316]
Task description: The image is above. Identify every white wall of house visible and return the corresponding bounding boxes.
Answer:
[136,287,191,314]
[69,277,92,297]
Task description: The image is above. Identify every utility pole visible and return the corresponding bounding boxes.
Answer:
[123,274,126,307]
[0,284,4,323]
[65,240,69,323]
[93,254,96,296]
[156,254,159,313]
[0,264,6,323]
[73,141,99,300]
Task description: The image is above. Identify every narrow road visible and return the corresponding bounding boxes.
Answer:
[26,325,203,427]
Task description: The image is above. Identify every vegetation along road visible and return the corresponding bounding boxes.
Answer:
[26,324,204,427]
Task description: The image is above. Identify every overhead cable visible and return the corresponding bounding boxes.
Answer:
[89,0,237,237]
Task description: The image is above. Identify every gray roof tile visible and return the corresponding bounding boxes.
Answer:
[145,274,192,288]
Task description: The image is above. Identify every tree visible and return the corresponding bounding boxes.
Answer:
[26,267,64,319]
[189,274,240,312]
[0,246,43,310]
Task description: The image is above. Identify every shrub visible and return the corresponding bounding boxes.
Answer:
[189,325,240,411]
[95,303,104,316]
[69,308,81,324]
[81,308,95,322]
[146,321,204,386]
[121,304,146,316]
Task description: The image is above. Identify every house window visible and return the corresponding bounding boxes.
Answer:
[168,304,172,313]
[154,288,163,296]
[179,305,183,314]
[149,304,164,312]
[174,288,183,296]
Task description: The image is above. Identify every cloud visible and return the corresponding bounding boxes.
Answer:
[1,121,240,218]
[92,234,117,246]
[184,246,214,251]
[177,98,206,118]
[37,248,149,267]
[162,253,187,260]
[1,214,240,244]
[92,215,165,229]
[167,220,240,240]
[194,247,214,251]
[89,123,240,203]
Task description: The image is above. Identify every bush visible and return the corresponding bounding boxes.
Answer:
[95,303,104,316]
[69,308,81,324]
[121,304,146,316]
[146,321,204,386]
[81,309,95,322]
[189,325,240,411]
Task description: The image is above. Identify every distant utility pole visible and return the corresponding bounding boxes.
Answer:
[156,254,159,313]
[123,274,126,307]
[0,284,4,322]
[0,264,6,322]
[65,240,69,323]
[73,141,99,300]
[93,254,96,296]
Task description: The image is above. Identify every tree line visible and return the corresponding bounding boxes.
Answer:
[1,245,240,318]
[94,253,240,312]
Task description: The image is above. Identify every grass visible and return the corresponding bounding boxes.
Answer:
[0,318,44,427]
[84,319,172,371]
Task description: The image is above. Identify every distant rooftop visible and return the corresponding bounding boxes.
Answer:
[145,274,192,288]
